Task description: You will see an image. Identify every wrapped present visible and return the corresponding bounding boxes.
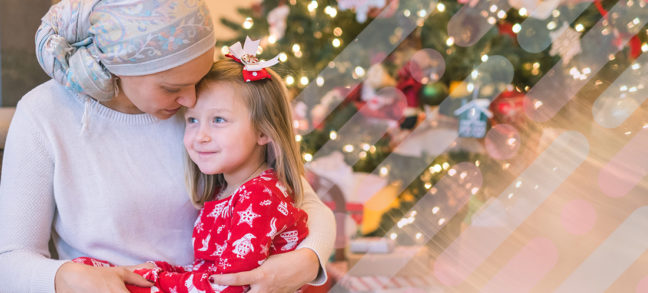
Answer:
[349,237,395,254]
[324,246,435,293]
[346,245,431,277]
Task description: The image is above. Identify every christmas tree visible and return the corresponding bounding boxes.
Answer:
[217,0,647,259]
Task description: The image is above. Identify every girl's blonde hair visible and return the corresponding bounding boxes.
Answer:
[185,58,304,208]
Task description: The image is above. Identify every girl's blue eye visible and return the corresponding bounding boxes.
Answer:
[187,117,198,124]
[213,117,226,123]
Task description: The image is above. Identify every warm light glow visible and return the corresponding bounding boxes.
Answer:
[295,134,302,142]
[446,37,455,46]
[303,153,313,162]
[334,27,343,37]
[432,206,440,214]
[332,38,341,47]
[307,0,318,12]
[343,144,354,152]
[292,44,301,53]
[354,66,366,77]
[268,35,277,44]
[575,23,584,32]
[519,8,527,16]
[512,23,521,33]
[481,54,489,62]
[437,3,446,12]
[286,75,295,85]
[329,131,338,140]
[243,17,253,29]
[497,10,507,19]
[221,46,229,55]
[316,76,325,87]
[279,52,288,62]
[300,76,309,86]
[546,21,557,30]
[380,167,389,176]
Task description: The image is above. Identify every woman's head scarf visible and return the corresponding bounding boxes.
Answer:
[36,0,215,101]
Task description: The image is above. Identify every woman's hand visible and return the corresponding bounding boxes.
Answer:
[54,262,153,293]
[209,248,319,293]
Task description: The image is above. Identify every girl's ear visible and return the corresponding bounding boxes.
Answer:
[257,132,271,146]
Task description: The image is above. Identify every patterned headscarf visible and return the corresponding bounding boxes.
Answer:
[36,0,215,101]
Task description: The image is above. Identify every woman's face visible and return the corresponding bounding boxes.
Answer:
[117,48,215,119]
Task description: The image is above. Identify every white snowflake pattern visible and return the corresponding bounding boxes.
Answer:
[169,286,178,293]
[237,205,261,227]
[232,233,257,258]
[239,190,252,202]
[219,258,232,270]
[217,225,225,234]
[195,222,204,234]
[277,201,289,216]
[260,199,272,206]
[263,187,273,196]
[549,22,582,64]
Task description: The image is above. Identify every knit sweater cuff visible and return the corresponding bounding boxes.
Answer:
[32,258,69,292]
[297,241,329,286]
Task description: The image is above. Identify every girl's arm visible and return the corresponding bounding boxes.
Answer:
[210,178,335,292]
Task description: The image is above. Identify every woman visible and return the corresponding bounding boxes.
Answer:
[0,0,334,292]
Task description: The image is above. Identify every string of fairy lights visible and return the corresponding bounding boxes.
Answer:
[224,0,648,238]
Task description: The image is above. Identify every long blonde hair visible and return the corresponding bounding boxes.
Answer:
[185,59,304,208]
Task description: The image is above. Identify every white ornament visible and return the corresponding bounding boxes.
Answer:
[237,205,261,227]
[338,0,386,23]
[268,5,290,41]
[280,230,299,251]
[232,233,257,258]
[549,22,582,64]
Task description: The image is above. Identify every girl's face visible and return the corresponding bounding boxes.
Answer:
[116,48,215,119]
[183,82,270,183]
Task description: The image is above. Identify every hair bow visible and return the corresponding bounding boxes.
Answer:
[226,36,280,82]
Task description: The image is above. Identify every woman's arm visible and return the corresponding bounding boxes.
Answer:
[0,101,150,292]
[0,102,66,292]
[210,178,335,292]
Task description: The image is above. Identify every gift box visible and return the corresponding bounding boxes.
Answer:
[345,245,431,277]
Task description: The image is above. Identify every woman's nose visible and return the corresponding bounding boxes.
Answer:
[177,88,197,108]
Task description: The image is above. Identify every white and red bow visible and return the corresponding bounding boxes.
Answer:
[226,36,280,82]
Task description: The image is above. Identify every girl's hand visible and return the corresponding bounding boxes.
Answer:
[54,262,153,293]
[209,248,319,293]
[124,262,157,272]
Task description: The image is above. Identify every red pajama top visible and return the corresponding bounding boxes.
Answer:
[132,169,309,293]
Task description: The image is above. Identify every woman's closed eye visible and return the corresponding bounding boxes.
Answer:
[162,86,181,93]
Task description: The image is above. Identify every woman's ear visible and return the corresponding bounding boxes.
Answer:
[257,132,271,146]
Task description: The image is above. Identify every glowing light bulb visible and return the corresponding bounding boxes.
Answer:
[243,17,253,29]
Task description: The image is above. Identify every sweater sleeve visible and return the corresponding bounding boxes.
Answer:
[296,177,335,285]
[0,101,67,292]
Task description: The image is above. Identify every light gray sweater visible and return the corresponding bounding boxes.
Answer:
[0,80,334,292]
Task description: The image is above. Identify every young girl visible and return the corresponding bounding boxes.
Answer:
[73,38,309,293]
